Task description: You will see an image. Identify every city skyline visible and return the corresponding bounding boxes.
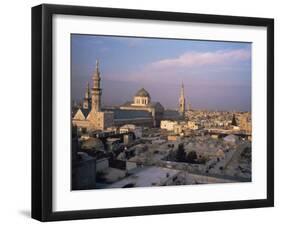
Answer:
[71,34,251,111]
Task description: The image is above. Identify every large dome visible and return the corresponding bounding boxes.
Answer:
[135,88,150,98]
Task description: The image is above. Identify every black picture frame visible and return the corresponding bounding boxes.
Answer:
[32,4,274,222]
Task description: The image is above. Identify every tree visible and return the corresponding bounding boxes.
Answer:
[186,151,197,163]
[231,114,237,126]
[176,143,186,162]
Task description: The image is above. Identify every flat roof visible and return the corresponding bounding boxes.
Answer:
[106,166,180,188]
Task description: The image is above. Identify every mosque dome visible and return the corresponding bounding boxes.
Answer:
[135,88,150,98]
[81,137,104,151]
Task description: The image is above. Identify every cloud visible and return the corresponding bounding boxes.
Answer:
[101,47,251,90]
[150,49,251,69]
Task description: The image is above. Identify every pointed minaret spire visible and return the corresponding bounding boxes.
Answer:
[85,82,90,98]
[181,81,184,96]
[83,82,91,109]
[179,81,186,118]
[95,59,100,77]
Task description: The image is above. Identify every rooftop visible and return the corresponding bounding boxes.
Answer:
[110,109,152,120]
[106,166,180,188]
[135,88,150,98]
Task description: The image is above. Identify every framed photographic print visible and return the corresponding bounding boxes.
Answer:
[32,4,274,221]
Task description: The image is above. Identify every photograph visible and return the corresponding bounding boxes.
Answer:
[71,34,252,190]
[31,3,274,221]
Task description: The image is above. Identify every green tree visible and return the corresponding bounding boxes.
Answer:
[186,151,197,163]
[231,114,237,126]
[176,143,186,162]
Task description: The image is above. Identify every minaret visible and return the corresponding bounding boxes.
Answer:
[92,59,102,112]
[188,103,191,111]
[179,82,186,118]
[83,82,91,109]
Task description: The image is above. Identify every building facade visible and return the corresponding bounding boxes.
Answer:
[120,88,164,127]
[160,120,178,131]
[72,60,187,131]
[73,60,114,131]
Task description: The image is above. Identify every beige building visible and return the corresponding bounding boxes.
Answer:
[187,121,199,130]
[160,120,178,131]
[239,113,252,133]
[174,124,186,135]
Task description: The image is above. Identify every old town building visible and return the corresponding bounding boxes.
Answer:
[119,88,164,127]
[72,60,114,131]
[72,60,186,131]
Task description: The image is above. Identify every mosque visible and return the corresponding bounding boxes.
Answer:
[72,60,187,131]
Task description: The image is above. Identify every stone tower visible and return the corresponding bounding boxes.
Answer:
[83,82,91,109]
[92,60,102,112]
[188,103,191,111]
[86,59,114,131]
[179,82,186,118]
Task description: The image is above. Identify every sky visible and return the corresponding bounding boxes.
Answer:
[71,34,251,111]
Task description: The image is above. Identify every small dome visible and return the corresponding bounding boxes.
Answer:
[135,88,150,98]
[81,137,104,150]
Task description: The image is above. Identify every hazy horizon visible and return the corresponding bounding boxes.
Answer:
[71,34,251,111]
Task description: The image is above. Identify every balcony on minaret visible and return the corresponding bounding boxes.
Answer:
[91,59,102,112]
